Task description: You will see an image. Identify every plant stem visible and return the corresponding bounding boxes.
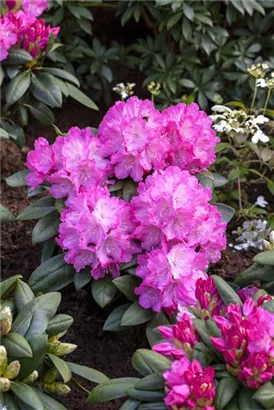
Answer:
[71,378,90,394]
[250,83,257,111]
[237,171,242,211]
[263,88,272,114]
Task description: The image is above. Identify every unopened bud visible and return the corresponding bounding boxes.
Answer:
[0,346,8,376]
[22,370,39,384]
[0,306,12,335]
[47,342,77,357]
[0,377,10,392]
[263,239,274,251]
[4,360,20,380]
[269,231,274,245]
[43,367,60,384]
[45,382,71,395]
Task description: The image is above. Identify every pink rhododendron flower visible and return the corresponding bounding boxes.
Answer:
[163,357,215,410]
[211,297,274,388]
[21,0,48,17]
[153,313,200,360]
[162,102,219,173]
[195,276,225,319]
[0,14,17,61]
[26,137,54,188]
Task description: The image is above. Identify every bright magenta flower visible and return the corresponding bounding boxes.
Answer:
[21,0,48,17]
[0,13,17,61]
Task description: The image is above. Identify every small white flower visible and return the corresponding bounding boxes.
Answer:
[251,130,269,144]
[213,120,232,132]
[255,195,268,208]
[211,105,232,113]
[251,115,269,125]
[269,231,274,244]
[256,78,267,88]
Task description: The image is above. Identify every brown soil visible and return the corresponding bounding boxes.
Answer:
[1,101,255,409]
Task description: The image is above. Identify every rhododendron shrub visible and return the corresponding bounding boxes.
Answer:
[88,276,274,410]
[23,97,229,316]
[0,2,97,147]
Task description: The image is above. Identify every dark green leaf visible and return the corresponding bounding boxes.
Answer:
[32,211,60,244]
[17,197,56,220]
[74,269,92,290]
[41,239,56,263]
[66,83,98,110]
[127,388,165,401]
[137,403,167,410]
[0,127,9,140]
[30,73,62,108]
[6,72,31,105]
[5,49,33,64]
[2,333,33,358]
[91,277,117,308]
[10,382,43,410]
[135,374,165,391]
[212,275,243,307]
[42,67,80,87]
[234,263,274,286]
[66,361,109,383]
[15,280,34,312]
[32,388,68,410]
[146,313,170,347]
[132,349,171,376]
[46,314,73,336]
[47,353,71,383]
[28,103,54,125]
[215,376,238,409]
[122,180,138,202]
[120,399,140,410]
[18,334,48,380]
[103,303,132,331]
[238,387,263,410]
[88,378,140,403]
[253,382,274,408]
[212,203,235,222]
[0,204,15,221]
[5,170,29,187]
[253,250,274,266]
[112,275,139,301]
[121,302,155,326]
[0,275,22,298]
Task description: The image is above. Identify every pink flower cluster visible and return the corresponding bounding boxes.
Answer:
[211,298,274,388]
[3,0,48,17]
[0,4,58,61]
[26,98,225,311]
[133,167,226,312]
[163,356,215,410]
[153,313,200,360]
[98,97,219,181]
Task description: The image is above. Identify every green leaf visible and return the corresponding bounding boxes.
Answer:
[47,353,71,383]
[234,263,274,286]
[5,49,33,64]
[212,173,228,187]
[182,2,194,20]
[2,333,33,358]
[0,64,4,86]
[212,275,243,307]
[215,376,238,409]
[66,83,98,110]
[137,403,167,410]
[262,300,274,313]
[127,388,165,401]
[121,302,155,326]
[167,11,183,29]
[88,378,140,403]
[66,361,109,383]
[10,382,43,410]
[29,254,74,293]
[32,211,60,244]
[212,203,235,222]
[0,127,9,140]
[103,303,132,331]
[132,349,171,376]
[5,170,29,187]
[253,382,274,409]
[7,66,20,79]
[112,275,139,301]
[30,73,62,108]
[215,142,230,153]
[180,78,195,88]
[28,103,54,125]
[0,275,22,298]
[101,65,113,82]
[91,277,117,308]
[198,173,214,190]
[12,292,61,340]
[120,399,140,410]
[15,280,35,312]
[18,334,48,380]
[253,250,274,266]
[3,393,21,410]
[238,387,263,410]
[74,269,92,290]
[32,388,68,410]
[193,319,216,351]
[17,197,56,221]
[146,313,170,347]
[135,374,165,391]
[42,67,80,87]
[46,314,73,336]
[0,204,15,221]
[6,72,31,105]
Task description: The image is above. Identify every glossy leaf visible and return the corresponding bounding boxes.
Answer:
[0,275,22,298]
[5,170,29,187]
[2,333,33,358]
[18,334,48,380]
[103,303,132,331]
[0,204,15,221]
[17,197,56,220]
[10,382,43,410]
[30,73,62,108]
[47,353,71,383]
[32,211,60,244]
[15,280,34,312]
[46,314,73,336]
[215,376,238,409]
[132,349,171,376]
[28,103,54,125]
[88,378,140,403]
[66,83,98,110]
[66,361,109,383]
[6,72,30,105]
[91,277,117,308]
[212,275,242,307]
[121,302,155,326]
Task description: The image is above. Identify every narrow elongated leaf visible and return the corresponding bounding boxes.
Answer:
[18,334,48,380]
[215,376,238,409]
[91,277,117,308]
[235,263,274,286]
[46,314,73,336]
[32,211,60,244]
[47,353,71,383]
[146,313,170,347]
[103,303,132,331]
[28,103,54,125]
[127,388,165,401]
[30,73,62,108]
[135,374,165,391]
[15,280,34,312]
[0,275,22,298]
[5,170,28,187]
[10,382,43,410]
[33,388,68,410]
[2,333,33,357]
[41,239,56,263]
[137,403,167,410]
[120,399,140,410]
[0,127,9,139]
[121,302,155,326]
[212,275,243,307]
[12,292,61,339]
[6,72,31,105]
[29,254,74,293]
[0,204,15,221]
[132,349,171,376]
[17,197,56,221]
[66,361,109,383]
[42,67,80,86]
[66,83,98,110]
[5,49,33,64]
[88,378,140,403]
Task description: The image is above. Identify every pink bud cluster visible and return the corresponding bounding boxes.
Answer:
[211,298,274,388]
[163,356,215,410]
[26,98,226,311]
[153,313,200,360]
[0,6,58,61]
[3,0,48,17]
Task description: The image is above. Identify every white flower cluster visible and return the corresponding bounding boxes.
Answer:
[231,218,271,251]
[113,82,135,100]
[210,105,269,144]
[256,71,274,89]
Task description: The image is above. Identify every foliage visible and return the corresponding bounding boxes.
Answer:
[0,275,108,409]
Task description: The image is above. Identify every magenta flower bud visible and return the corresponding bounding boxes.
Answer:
[5,0,16,10]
